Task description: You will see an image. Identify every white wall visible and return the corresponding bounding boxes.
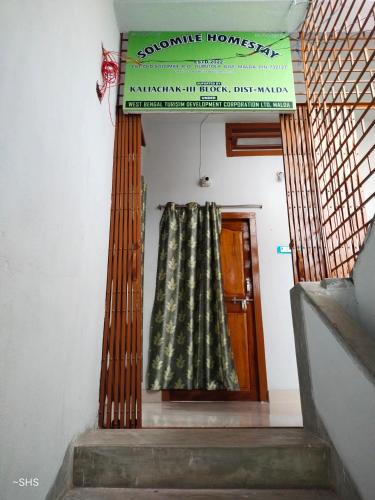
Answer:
[0,2,118,499]
[142,115,299,392]
[302,298,375,500]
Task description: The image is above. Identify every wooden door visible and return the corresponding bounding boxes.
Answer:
[163,213,268,402]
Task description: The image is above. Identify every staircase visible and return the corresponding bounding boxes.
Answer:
[63,428,338,499]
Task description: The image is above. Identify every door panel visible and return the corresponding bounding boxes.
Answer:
[163,213,268,402]
[227,311,250,391]
[221,228,245,296]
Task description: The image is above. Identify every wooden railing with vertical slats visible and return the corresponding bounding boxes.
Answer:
[99,112,142,429]
[281,106,328,283]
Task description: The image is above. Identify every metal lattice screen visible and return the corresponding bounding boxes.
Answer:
[302,0,375,277]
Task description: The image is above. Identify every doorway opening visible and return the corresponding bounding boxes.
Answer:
[98,111,304,429]
[140,112,302,428]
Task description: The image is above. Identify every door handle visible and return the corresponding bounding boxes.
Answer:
[232,297,253,311]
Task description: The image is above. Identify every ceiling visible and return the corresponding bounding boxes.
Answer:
[114,0,309,34]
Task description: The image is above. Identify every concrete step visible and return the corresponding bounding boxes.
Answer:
[73,429,332,490]
[64,488,339,500]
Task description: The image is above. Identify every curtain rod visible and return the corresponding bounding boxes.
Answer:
[157,203,263,210]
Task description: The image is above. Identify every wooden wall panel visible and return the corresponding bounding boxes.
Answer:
[281,106,328,283]
[98,112,142,429]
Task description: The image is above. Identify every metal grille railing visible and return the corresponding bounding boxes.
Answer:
[302,0,375,277]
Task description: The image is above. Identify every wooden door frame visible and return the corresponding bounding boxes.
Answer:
[162,211,268,403]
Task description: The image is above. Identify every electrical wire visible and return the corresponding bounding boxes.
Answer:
[96,46,121,126]
[96,48,120,101]
[198,114,210,181]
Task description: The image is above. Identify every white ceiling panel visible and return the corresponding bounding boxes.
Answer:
[114,0,308,34]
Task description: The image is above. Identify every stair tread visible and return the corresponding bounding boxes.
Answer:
[76,428,327,449]
[73,429,331,489]
[64,488,338,499]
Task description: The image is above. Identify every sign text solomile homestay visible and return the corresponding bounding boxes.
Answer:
[124,31,296,112]
[136,33,281,60]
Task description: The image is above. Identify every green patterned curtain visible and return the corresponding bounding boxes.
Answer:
[147,202,239,391]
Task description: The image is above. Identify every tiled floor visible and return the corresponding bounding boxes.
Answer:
[142,391,303,428]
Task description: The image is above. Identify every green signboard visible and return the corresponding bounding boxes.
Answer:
[123,31,296,112]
